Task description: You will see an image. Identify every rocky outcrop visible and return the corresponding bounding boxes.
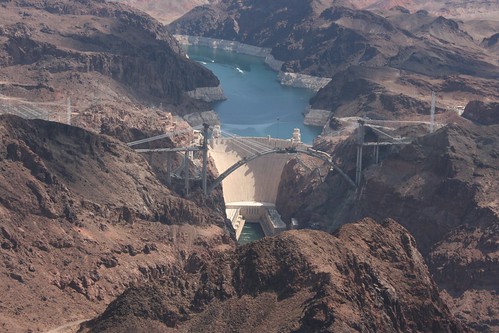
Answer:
[357,0,499,18]
[303,107,331,127]
[481,33,499,53]
[80,218,468,333]
[185,85,225,102]
[0,115,232,332]
[182,110,220,127]
[308,66,499,120]
[462,100,499,125]
[277,71,331,91]
[428,221,499,332]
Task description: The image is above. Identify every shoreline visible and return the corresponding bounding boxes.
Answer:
[176,34,330,130]
[175,35,331,92]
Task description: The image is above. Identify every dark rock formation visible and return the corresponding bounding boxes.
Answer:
[481,33,499,53]
[429,222,499,332]
[80,218,468,333]
[462,100,499,125]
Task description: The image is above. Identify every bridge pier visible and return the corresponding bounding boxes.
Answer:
[201,123,209,196]
[355,120,365,186]
[166,153,172,185]
[184,152,189,196]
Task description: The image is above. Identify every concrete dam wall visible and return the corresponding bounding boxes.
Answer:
[209,136,310,239]
[209,137,298,204]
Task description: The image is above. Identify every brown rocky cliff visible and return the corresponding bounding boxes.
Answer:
[80,218,468,333]
[0,115,233,332]
[462,100,499,125]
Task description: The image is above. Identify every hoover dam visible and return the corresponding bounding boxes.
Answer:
[209,129,307,240]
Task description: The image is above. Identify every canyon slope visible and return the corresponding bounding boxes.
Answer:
[81,218,468,333]
[0,114,233,332]
[353,0,499,19]
[170,0,499,121]
[0,0,221,136]
[277,119,499,331]
[112,0,215,23]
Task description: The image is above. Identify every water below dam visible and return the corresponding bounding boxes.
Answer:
[238,222,266,245]
[187,45,321,144]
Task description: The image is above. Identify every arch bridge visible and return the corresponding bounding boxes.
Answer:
[207,146,356,194]
[127,124,357,197]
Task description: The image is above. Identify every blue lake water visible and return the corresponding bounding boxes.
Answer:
[187,45,321,144]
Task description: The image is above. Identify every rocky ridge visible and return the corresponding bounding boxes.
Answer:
[354,0,499,19]
[462,100,499,125]
[80,218,468,333]
[0,115,233,332]
[112,0,215,24]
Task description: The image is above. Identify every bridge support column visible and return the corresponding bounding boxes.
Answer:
[355,120,365,186]
[184,152,189,196]
[66,97,71,125]
[201,123,209,196]
[166,153,172,185]
[430,91,436,133]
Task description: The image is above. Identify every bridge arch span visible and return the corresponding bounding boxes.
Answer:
[208,147,356,195]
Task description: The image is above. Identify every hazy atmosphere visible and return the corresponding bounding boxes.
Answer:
[0,0,497,332]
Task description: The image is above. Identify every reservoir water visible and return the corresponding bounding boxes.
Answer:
[188,45,316,244]
[187,45,321,144]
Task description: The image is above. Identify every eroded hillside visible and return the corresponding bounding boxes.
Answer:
[0,0,221,135]
[80,219,468,333]
[277,119,499,331]
[112,0,216,23]
[0,115,233,332]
